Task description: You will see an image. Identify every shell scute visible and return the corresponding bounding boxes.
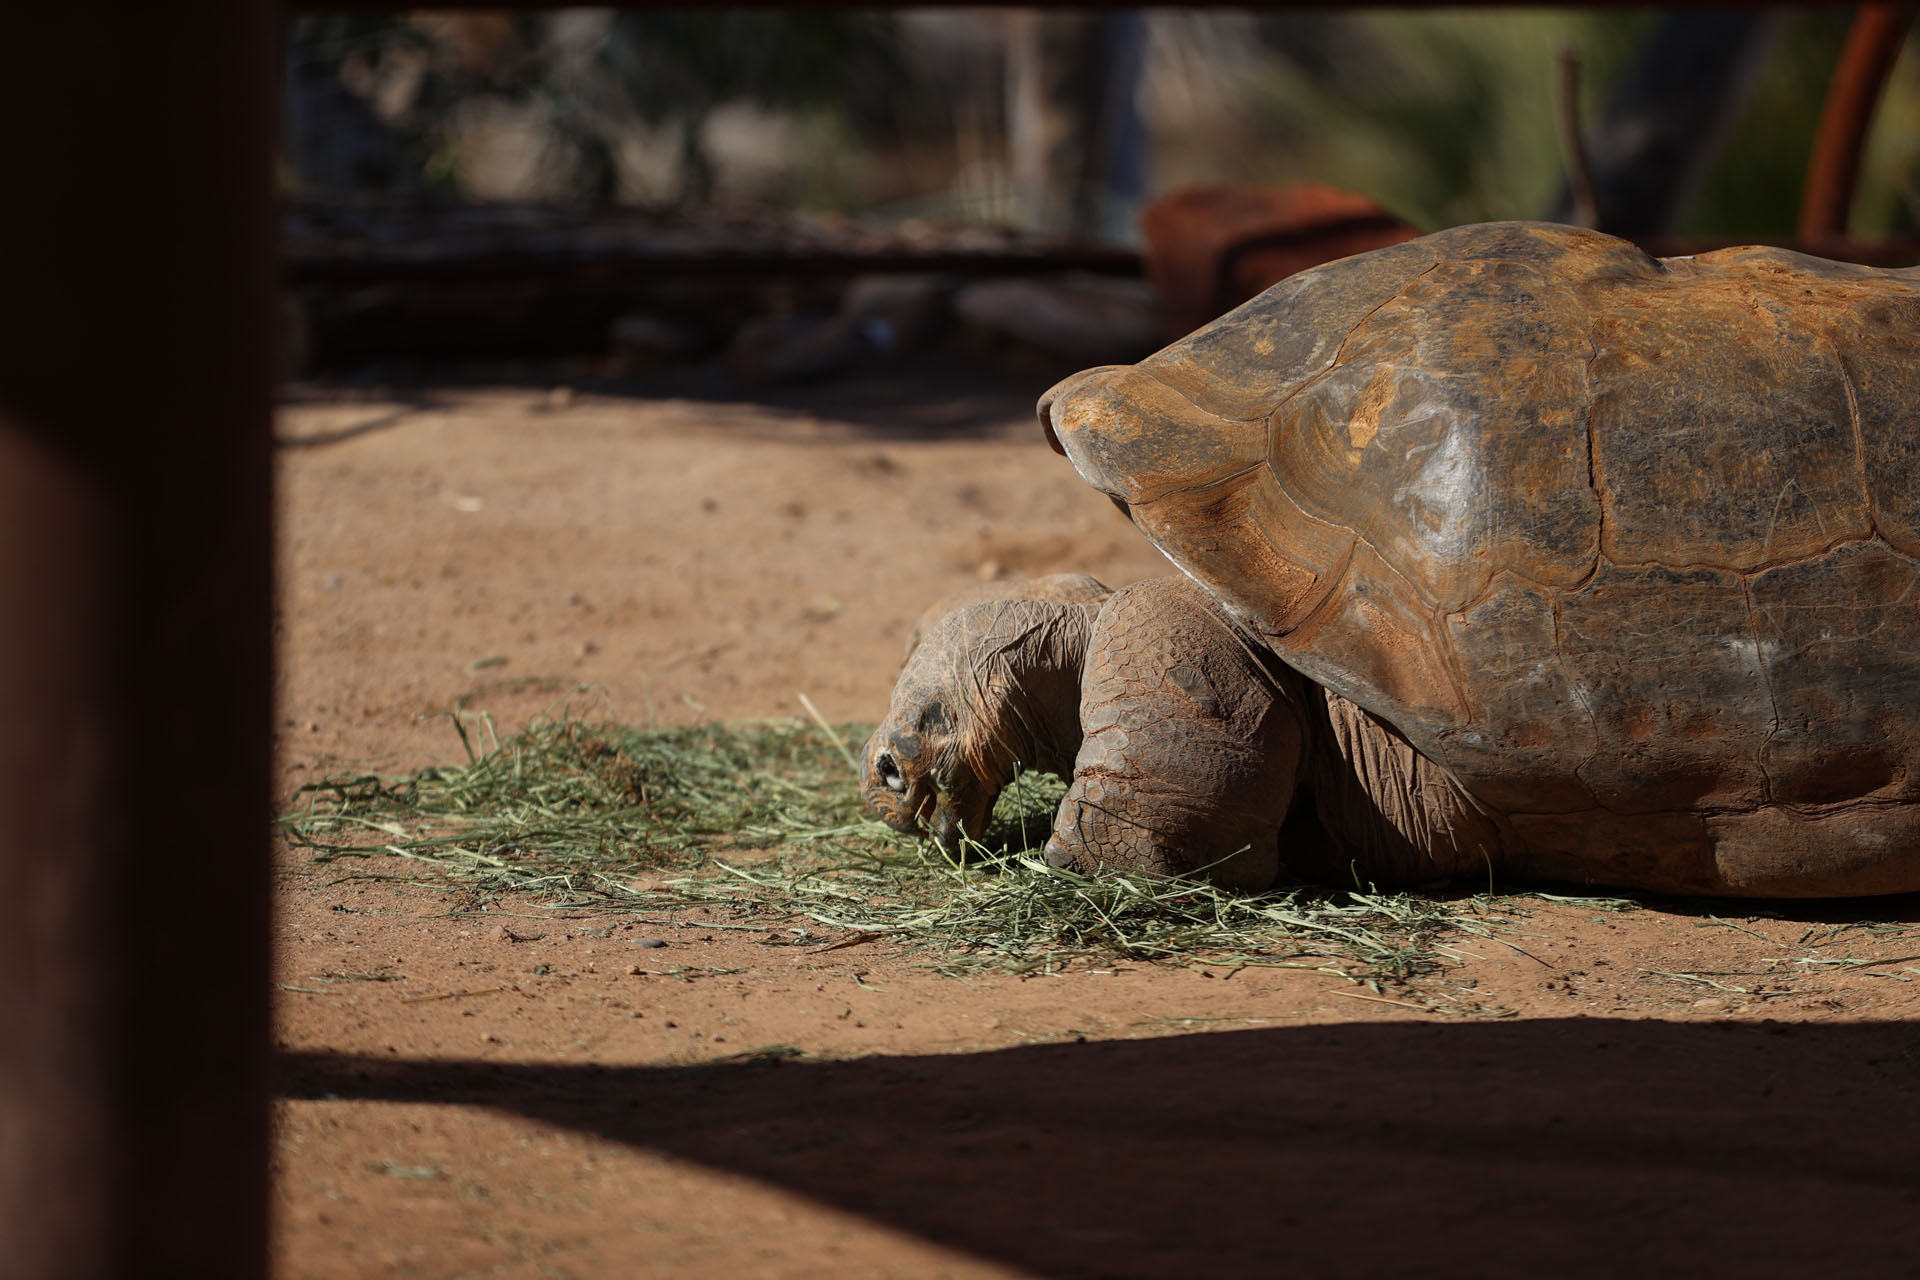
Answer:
[1414,220,1665,284]
[1269,542,1464,727]
[1838,290,1920,556]
[1439,574,1596,814]
[1129,469,1350,637]
[1134,236,1441,422]
[1750,540,1920,806]
[1553,562,1773,814]
[1274,254,1599,612]
[1042,364,1267,506]
[1582,269,1868,570]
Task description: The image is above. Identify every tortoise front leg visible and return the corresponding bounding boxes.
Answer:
[1043,576,1311,892]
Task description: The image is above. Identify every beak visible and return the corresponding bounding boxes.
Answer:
[929,786,1001,858]
[864,781,935,838]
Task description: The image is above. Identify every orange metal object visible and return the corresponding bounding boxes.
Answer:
[1140,183,1420,341]
[1799,4,1919,242]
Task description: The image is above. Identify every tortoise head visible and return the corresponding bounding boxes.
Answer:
[860,680,991,855]
[861,599,1093,855]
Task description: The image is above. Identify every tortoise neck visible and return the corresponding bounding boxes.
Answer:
[974,605,1091,785]
[1294,688,1506,886]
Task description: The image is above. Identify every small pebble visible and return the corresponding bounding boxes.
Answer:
[625,964,642,975]
[633,937,669,949]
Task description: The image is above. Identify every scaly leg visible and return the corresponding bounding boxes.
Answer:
[1044,576,1310,891]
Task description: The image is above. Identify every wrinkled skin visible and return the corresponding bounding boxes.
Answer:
[900,573,1112,661]
[866,574,1505,890]
[1042,577,1309,891]
[861,595,1096,855]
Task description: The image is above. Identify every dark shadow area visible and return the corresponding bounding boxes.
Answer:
[282,1017,1920,1277]
[1619,889,1920,928]
[1419,885,1920,927]
[286,348,1087,442]
[274,391,446,449]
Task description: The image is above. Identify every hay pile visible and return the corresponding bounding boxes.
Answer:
[282,707,1539,987]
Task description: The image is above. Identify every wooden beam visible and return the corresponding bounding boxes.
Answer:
[0,7,275,1278]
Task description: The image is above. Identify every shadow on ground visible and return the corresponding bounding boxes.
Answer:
[287,349,1088,441]
[282,1016,1920,1277]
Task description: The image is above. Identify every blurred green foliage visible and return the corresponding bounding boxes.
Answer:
[1252,9,1916,238]
[1698,10,1917,238]
[1249,11,1655,229]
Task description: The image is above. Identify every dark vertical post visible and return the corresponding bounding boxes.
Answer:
[0,7,275,1278]
[1544,12,1787,237]
[1005,10,1144,242]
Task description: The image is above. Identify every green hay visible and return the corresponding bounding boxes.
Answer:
[284,712,863,887]
[281,710,1529,985]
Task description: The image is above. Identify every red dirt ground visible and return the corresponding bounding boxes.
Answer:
[274,369,1920,1279]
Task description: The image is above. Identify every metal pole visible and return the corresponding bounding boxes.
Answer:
[1799,3,1918,241]
[0,7,274,1277]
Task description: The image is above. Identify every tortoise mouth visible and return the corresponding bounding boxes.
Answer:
[865,779,940,838]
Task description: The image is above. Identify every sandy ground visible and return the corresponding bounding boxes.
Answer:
[274,368,1920,1279]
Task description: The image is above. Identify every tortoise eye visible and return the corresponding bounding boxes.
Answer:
[877,753,906,793]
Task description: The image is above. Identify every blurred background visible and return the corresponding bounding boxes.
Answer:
[281,8,1920,376]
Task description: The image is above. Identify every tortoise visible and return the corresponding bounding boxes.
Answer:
[862,221,1920,897]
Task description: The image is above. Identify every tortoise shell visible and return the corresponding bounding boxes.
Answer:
[1041,221,1920,892]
